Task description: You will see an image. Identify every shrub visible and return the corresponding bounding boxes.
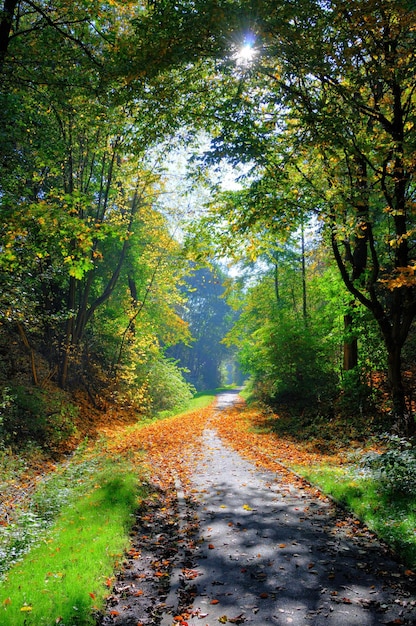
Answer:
[360,436,416,496]
[0,385,78,451]
[146,358,195,413]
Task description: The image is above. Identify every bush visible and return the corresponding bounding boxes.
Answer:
[0,385,78,451]
[360,436,416,496]
[337,368,379,417]
[146,358,196,413]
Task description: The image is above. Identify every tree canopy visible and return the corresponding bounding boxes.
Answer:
[1,0,416,438]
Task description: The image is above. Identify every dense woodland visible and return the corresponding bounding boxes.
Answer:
[1,0,416,453]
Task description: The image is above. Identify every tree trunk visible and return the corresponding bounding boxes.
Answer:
[0,0,17,72]
[59,275,76,388]
[16,322,39,386]
[301,220,307,323]
[343,312,358,371]
[387,343,415,435]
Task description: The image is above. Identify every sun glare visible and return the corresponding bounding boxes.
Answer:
[235,42,256,66]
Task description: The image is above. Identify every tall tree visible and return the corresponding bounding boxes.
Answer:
[167,265,235,390]
[181,0,416,431]
[0,0,193,393]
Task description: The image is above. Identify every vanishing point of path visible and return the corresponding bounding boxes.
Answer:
[102,391,416,626]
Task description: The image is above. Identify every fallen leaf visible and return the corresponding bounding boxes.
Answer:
[218,617,228,624]
[208,544,215,549]
[259,592,269,599]
[20,605,33,612]
[211,599,219,604]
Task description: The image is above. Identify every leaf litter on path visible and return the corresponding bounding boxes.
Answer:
[99,391,416,626]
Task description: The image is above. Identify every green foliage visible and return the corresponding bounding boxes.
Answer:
[183,0,416,426]
[338,368,378,417]
[225,250,341,411]
[0,386,78,450]
[146,358,196,413]
[0,443,98,579]
[167,264,236,390]
[360,437,416,497]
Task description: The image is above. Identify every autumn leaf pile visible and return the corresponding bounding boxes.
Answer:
[103,406,217,492]
[210,399,340,469]
[102,396,340,498]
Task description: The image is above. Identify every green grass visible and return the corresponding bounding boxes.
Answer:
[0,456,145,626]
[295,462,416,569]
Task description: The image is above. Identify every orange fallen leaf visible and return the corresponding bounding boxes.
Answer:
[208,543,215,549]
[259,592,269,599]
[89,592,96,599]
[210,599,219,604]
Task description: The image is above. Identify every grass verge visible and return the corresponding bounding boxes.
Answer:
[0,451,145,626]
[295,462,416,569]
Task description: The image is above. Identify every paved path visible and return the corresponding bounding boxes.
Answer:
[166,392,416,626]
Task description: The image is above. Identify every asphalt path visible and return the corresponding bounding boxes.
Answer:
[166,391,416,626]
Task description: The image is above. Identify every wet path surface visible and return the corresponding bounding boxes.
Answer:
[101,392,416,626]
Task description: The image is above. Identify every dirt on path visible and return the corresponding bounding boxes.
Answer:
[100,391,416,626]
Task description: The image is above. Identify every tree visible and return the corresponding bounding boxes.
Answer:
[184,0,416,432]
[167,265,236,390]
[0,0,194,397]
[223,243,342,409]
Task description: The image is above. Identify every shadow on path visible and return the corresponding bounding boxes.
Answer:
[101,392,416,626]
[168,393,416,626]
